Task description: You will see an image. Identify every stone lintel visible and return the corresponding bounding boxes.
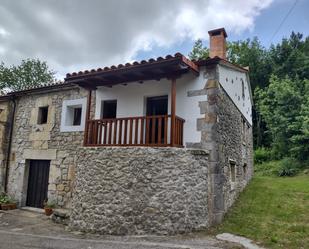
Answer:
[206,79,219,89]
[29,132,51,141]
[187,149,210,156]
[23,149,57,160]
[187,88,207,97]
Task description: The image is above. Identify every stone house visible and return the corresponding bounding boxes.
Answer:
[0,28,253,235]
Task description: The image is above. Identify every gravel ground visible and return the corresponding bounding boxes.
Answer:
[0,209,242,249]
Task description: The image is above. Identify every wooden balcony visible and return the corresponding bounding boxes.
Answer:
[84,115,185,147]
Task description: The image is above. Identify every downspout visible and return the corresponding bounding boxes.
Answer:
[4,97,16,193]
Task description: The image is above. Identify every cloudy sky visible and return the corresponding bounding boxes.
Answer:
[0,0,308,79]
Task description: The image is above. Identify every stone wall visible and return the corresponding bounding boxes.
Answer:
[69,147,209,235]
[6,87,94,208]
[194,65,254,224]
[0,101,13,193]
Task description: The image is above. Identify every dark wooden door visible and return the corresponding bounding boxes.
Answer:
[146,96,168,143]
[26,160,50,208]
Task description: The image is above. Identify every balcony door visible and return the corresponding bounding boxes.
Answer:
[146,95,168,143]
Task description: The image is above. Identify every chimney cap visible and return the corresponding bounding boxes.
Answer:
[208,28,227,38]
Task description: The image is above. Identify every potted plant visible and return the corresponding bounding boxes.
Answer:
[43,201,56,216]
[0,194,17,210]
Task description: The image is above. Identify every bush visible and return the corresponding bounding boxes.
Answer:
[276,157,301,177]
[255,157,303,177]
[0,194,13,204]
[255,160,281,176]
[254,147,272,164]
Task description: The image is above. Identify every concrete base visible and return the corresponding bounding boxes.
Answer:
[20,207,44,214]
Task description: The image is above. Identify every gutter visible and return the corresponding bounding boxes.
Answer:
[4,97,16,193]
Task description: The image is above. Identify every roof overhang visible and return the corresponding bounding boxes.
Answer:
[64,53,199,88]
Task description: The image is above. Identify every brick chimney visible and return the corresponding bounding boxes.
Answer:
[208,28,227,60]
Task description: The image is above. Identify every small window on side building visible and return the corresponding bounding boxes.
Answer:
[230,161,236,182]
[241,79,245,99]
[37,106,48,124]
[243,163,247,178]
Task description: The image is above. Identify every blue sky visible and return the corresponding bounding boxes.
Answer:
[136,0,309,61]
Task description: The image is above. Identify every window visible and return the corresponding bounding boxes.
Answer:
[230,161,236,182]
[37,106,48,124]
[101,100,117,119]
[241,79,245,99]
[73,107,82,126]
[65,105,82,126]
[60,98,86,132]
[242,118,246,142]
[243,163,247,178]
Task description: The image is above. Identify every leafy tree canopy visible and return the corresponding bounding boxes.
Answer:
[0,59,56,92]
[188,39,209,60]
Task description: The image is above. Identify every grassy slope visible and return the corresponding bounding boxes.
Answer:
[213,175,309,249]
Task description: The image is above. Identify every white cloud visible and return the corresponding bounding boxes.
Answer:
[0,0,273,79]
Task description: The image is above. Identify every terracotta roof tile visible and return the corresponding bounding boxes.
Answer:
[65,53,196,78]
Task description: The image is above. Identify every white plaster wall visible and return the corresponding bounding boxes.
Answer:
[60,98,87,132]
[218,65,253,125]
[95,73,207,145]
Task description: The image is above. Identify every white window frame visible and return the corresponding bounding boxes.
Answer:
[60,98,87,132]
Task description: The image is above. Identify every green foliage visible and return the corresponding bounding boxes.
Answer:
[188,39,209,60]
[0,59,56,91]
[44,201,56,208]
[255,160,282,176]
[255,158,305,177]
[0,193,14,204]
[213,175,309,248]
[254,147,273,164]
[256,76,309,160]
[276,157,300,177]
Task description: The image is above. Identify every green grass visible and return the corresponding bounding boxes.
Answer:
[213,175,309,249]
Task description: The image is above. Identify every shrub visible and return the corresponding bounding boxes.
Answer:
[254,160,281,176]
[0,194,13,204]
[44,201,56,209]
[254,147,272,164]
[276,157,301,177]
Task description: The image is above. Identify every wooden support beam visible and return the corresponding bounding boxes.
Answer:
[170,78,176,146]
[83,89,92,146]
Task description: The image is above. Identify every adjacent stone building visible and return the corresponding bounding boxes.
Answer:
[0,28,253,235]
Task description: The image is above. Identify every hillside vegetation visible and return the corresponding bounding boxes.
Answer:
[213,173,309,249]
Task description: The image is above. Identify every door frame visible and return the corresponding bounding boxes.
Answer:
[25,159,51,208]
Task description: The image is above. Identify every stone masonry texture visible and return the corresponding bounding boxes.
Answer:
[69,147,209,235]
[5,86,92,208]
[195,65,253,224]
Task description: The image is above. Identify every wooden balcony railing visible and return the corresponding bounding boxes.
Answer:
[84,115,185,147]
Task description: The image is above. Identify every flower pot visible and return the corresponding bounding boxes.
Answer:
[1,203,16,210]
[44,207,53,216]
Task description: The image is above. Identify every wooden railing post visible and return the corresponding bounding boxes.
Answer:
[84,114,184,147]
[83,89,92,146]
[170,78,176,146]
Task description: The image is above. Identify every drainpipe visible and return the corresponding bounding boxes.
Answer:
[4,97,16,193]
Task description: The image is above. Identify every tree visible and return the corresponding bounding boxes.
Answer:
[188,39,209,60]
[269,32,309,80]
[255,75,309,160]
[0,59,56,91]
